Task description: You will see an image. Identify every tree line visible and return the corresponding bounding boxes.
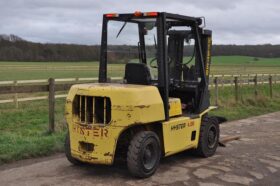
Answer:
[0,35,280,62]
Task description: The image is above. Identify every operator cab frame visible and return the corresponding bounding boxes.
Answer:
[99,12,212,120]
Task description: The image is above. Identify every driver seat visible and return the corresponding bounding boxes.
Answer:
[124,63,152,85]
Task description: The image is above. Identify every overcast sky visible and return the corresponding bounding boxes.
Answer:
[0,0,279,45]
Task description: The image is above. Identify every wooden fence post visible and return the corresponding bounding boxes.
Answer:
[48,78,55,133]
[13,80,18,108]
[269,75,273,98]
[221,74,224,88]
[239,74,242,87]
[214,77,219,106]
[211,74,214,88]
[254,75,258,99]
[234,77,239,103]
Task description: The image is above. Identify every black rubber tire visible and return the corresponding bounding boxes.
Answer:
[65,132,83,165]
[194,116,220,157]
[127,131,161,178]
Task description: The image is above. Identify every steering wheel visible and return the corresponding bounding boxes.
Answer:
[182,48,196,68]
[149,57,173,68]
[149,57,158,68]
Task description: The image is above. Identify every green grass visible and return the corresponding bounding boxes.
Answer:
[212,56,280,65]
[211,100,280,121]
[209,83,280,120]
[0,61,124,81]
[0,56,280,81]
[0,99,66,164]
[211,56,280,74]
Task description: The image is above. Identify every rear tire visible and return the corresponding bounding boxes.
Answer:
[194,116,220,157]
[65,132,83,165]
[127,131,161,178]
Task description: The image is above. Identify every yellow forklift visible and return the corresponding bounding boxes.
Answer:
[65,12,224,178]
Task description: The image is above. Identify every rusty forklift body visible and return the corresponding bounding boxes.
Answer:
[65,12,221,178]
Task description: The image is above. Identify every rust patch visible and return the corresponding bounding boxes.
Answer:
[78,155,98,160]
[135,105,150,109]
[90,157,98,160]
[133,121,143,125]
[104,152,113,157]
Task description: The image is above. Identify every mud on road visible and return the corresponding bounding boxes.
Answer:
[0,112,280,186]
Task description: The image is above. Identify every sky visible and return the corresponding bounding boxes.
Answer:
[0,0,279,45]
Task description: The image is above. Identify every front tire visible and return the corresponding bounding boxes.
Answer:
[194,116,220,157]
[127,131,161,178]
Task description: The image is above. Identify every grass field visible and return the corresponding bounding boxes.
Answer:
[211,56,280,74]
[0,56,280,81]
[210,83,280,120]
[0,99,66,164]
[1,55,280,164]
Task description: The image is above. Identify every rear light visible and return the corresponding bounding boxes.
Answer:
[105,12,158,18]
[143,12,158,17]
[105,13,119,18]
[134,11,142,17]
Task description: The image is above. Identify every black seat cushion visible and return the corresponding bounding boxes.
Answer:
[124,63,152,85]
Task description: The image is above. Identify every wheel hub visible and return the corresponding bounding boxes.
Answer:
[143,143,157,170]
[208,125,217,149]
